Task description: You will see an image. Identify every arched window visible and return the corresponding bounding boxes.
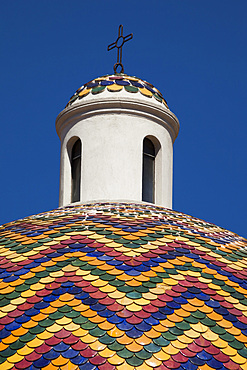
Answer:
[142,137,155,203]
[71,139,81,203]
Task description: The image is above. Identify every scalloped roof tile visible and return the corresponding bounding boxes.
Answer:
[0,202,247,369]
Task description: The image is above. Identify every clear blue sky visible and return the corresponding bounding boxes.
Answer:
[1,1,246,238]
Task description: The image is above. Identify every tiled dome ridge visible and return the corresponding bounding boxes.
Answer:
[66,75,169,109]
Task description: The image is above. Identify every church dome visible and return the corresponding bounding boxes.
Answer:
[66,74,169,109]
[0,201,247,370]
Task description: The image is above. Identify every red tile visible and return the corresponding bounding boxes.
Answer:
[15,359,32,369]
[63,334,79,345]
[214,351,230,363]
[172,352,188,363]
[36,343,52,354]
[194,336,210,347]
[81,348,97,358]
[163,358,180,369]
[26,351,42,361]
[55,328,71,338]
[224,359,241,370]
[143,304,159,313]
[90,355,106,365]
[72,340,88,351]
[206,344,221,355]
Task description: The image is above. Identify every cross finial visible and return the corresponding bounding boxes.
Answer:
[107,25,133,74]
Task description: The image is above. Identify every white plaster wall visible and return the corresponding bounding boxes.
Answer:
[56,93,179,209]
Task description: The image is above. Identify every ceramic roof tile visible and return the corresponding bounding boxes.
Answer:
[66,74,169,108]
[0,202,247,369]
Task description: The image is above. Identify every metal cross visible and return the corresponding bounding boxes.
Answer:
[108,25,133,74]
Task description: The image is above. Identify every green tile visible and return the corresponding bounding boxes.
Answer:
[99,334,116,345]
[73,316,88,325]
[153,336,170,347]
[30,325,46,335]
[59,305,72,313]
[169,326,183,336]
[144,342,161,353]
[39,318,54,327]
[89,327,106,337]
[201,317,216,327]
[161,331,176,341]
[0,347,16,357]
[81,321,97,330]
[10,340,24,350]
[108,342,124,351]
[211,325,226,335]
[126,355,143,367]
[118,348,133,359]
[126,291,142,299]
[192,310,205,319]
[135,349,152,360]
[19,332,36,343]
[175,321,191,331]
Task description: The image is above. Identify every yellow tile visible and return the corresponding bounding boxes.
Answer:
[6,352,23,363]
[231,353,247,365]
[98,321,115,331]
[47,323,63,333]
[12,327,28,337]
[191,322,207,333]
[145,356,162,367]
[56,317,72,325]
[52,355,69,366]
[213,338,227,349]
[153,350,170,361]
[22,320,37,329]
[17,345,34,356]
[116,361,134,370]
[135,334,152,346]
[79,334,95,343]
[27,337,43,348]
[171,339,187,349]
[0,304,17,313]
[227,326,241,336]
[64,323,80,332]
[175,308,191,318]
[177,334,194,344]
[135,363,153,370]
[0,342,8,351]
[43,363,61,370]
[207,311,222,321]
[99,347,115,358]
[41,306,57,315]
[0,361,14,369]
[10,297,26,305]
[108,354,125,365]
[72,328,88,337]
[200,305,213,314]
[32,313,47,322]
[107,327,124,338]
[167,313,183,322]
[145,328,160,339]
[89,340,106,351]
[60,362,78,370]
[202,330,219,341]
[21,290,35,298]
[2,334,16,344]
[117,334,134,345]
[126,341,143,352]
[37,330,54,340]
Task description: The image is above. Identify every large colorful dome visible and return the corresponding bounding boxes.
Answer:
[0,202,247,370]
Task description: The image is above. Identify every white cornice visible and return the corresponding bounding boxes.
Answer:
[56,96,180,143]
